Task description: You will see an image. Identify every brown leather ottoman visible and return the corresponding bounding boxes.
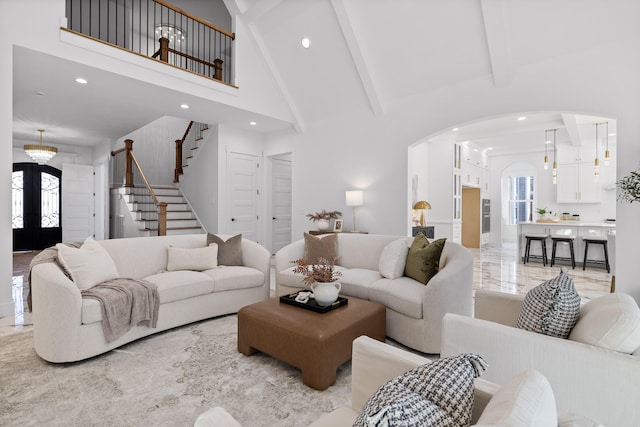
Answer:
[237,296,386,390]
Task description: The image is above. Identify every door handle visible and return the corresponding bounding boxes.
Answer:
[231,218,236,222]
[273,217,276,220]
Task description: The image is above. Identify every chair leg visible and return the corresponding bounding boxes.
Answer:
[524,239,530,264]
[569,240,575,269]
[542,239,547,266]
[551,240,557,267]
[603,242,610,273]
[583,241,589,270]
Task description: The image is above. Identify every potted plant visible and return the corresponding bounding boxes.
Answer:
[535,207,548,220]
[292,256,343,306]
[617,167,640,203]
[306,209,342,230]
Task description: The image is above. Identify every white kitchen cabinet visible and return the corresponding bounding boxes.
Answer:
[557,162,600,203]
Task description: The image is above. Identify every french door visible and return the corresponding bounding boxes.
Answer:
[12,163,62,250]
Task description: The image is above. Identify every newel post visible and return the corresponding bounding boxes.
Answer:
[124,139,134,188]
[174,139,183,183]
[158,202,168,236]
[159,37,170,62]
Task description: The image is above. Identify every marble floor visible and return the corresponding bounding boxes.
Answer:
[0,244,612,336]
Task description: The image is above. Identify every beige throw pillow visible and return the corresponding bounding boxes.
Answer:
[303,232,338,264]
[379,238,411,279]
[167,245,218,272]
[56,236,119,290]
[206,233,243,266]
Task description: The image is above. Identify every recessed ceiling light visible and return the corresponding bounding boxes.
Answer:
[517,116,527,121]
[180,104,189,109]
[249,121,257,126]
[75,78,88,84]
[301,38,311,49]
[452,127,459,132]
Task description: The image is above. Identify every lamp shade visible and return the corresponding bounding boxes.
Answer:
[345,190,363,206]
[413,201,431,210]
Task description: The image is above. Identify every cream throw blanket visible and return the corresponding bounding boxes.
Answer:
[29,244,160,343]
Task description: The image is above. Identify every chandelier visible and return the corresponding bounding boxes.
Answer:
[24,129,57,165]
[155,24,185,45]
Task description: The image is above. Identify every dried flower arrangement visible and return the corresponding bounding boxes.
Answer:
[306,210,342,222]
[292,256,343,285]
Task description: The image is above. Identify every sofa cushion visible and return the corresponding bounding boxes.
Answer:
[369,277,425,319]
[515,269,581,339]
[569,293,640,354]
[56,237,119,291]
[354,354,486,427]
[203,266,265,292]
[404,235,446,285]
[304,232,338,264]
[475,369,557,426]
[206,233,243,266]
[166,245,218,272]
[379,238,411,279]
[339,268,383,300]
[144,270,214,303]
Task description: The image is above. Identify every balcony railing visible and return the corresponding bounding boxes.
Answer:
[65,0,235,85]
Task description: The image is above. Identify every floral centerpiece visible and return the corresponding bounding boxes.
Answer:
[292,256,342,285]
[292,256,343,306]
[306,209,342,230]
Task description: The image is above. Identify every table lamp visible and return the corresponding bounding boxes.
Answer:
[345,190,364,232]
[413,201,431,227]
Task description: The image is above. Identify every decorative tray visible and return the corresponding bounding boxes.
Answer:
[279,291,348,313]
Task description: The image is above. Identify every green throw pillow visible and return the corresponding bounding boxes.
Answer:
[404,234,447,285]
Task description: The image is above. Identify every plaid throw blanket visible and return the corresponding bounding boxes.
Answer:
[28,244,160,343]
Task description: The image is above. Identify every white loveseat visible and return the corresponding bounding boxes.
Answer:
[441,289,640,427]
[31,234,270,363]
[275,233,473,353]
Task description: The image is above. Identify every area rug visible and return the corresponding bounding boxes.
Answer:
[0,315,351,426]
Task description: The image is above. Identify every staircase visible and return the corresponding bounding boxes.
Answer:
[120,186,202,235]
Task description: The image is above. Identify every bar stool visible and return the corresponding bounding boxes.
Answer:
[582,231,610,273]
[524,233,549,266]
[550,229,576,269]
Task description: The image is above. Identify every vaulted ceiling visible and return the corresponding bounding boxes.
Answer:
[13,0,632,152]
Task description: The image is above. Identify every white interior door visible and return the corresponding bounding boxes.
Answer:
[271,157,292,255]
[228,152,260,243]
[62,164,95,243]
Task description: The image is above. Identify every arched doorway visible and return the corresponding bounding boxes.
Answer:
[12,162,62,250]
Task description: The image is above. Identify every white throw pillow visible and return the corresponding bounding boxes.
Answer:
[167,244,218,272]
[569,293,640,354]
[56,237,119,291]
[475,369,557,427]
[378,238,411,279]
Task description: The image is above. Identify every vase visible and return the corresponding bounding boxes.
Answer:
[311,281,341,306]
[316,219,330,230]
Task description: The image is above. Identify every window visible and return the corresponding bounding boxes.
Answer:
[12,171,24,229]
[509,176,534,224]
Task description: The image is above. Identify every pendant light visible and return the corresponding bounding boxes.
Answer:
[543,130,549,170]
[594,123,600,182]
[604,121,610,166]
[552,129,557,184]
[24,129,57,165]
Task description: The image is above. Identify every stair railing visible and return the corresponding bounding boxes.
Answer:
[174,121,208,183]
[111,139,168,236]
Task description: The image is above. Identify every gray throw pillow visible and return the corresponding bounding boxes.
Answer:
[515,269,581,339]
[354,353,487,427]
[303,232,337,264]
[206,233,243,266]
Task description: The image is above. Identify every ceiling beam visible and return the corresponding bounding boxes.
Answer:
[480,0,515,88]
[330,0,384,116]
[562,113,583,146]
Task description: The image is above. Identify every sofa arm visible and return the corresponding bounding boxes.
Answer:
[274,239,305,294]
[351,336,430,411]
[31,262,83,362]
[240,239,271,277]
[474,289,524,327]
[441,313,640,427]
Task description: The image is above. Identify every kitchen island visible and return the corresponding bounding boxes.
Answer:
[517,221,615,271]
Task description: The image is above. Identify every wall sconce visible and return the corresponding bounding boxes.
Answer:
[345,190,363,232]
[413,201,432,227]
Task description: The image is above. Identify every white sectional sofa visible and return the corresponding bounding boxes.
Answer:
[31,234,270,363]
[275,233,474,353]
[441,289,640,427]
